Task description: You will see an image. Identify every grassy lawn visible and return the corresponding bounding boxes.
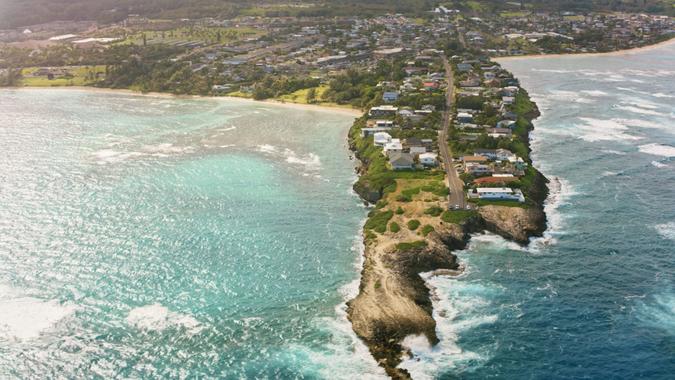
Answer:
[20,66,106,87]
[500,11,529,18]
[396,240,427,251]
[275,85,360,110]
[441,210,476,224]
[226,91,253,98]
[470,199,528,208]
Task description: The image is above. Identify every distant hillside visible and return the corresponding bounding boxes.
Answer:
[0,0,672,29]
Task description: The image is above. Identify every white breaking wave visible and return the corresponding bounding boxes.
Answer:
[651,160,669,168]
[126,304,202,335]
[580,90,609,97]
[635,292,675,335]
[141,143,194,156]
[654,222,675,241]
[617,86,675,99]
[614,104,666,117]
[600,149,628,156]
[92,149,145,164]
[545,90,595,104]
[256,144,277,154]
[93,143,193,164]
[256,144,322,171]
[638,143,675,157]
[398,272,500,379]
[284,149,322,170]
[288,222,387,379]
[574,117,642,142]
[0,285,76,341]
[615,118,665,131]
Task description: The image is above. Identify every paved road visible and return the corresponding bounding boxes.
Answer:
[439,56,467,210]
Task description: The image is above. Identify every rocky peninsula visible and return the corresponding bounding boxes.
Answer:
[346,58,549,379]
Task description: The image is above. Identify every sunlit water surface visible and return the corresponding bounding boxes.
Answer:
[0,89,387,378]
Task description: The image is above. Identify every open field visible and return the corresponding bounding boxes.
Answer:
[20,66,106,86]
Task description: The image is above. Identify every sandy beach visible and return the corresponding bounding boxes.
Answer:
[11,86,363,117]
[494,36,675,62]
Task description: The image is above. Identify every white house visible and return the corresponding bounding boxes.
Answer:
[476,187,525,202]
[384,138,403,155]
[487,128,512,139]
[361,127,391,137]
[419,152,438,166]
[369,105,399,117]
[374,132,393,147]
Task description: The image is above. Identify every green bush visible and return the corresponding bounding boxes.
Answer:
[395,206,404,215]
[396,240,428,251]
[424,206,444,217]
[390,222,401,233]
[421,181,450,196]
[401,187,421,198]
[364,210,394,233]
[441,210,476,224]
[397,194,412,202]
[421,225,435,236]
[375,200,388,209]
[407,219,420,230]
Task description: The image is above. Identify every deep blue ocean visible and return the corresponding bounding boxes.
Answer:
[1,42,674,380]
[400,43,675,379]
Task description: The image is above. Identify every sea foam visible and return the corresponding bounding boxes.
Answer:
[654,222,675,241]
[286,222,386,379]
[0,285,76,341]
[635,292,675,335]
[574,117,642,143]
[638,143,675,157]
[126,304,202,335]
[398,271,499,379]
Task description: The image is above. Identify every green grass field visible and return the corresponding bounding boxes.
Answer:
[275,85,358,109]
[20,66,106,87]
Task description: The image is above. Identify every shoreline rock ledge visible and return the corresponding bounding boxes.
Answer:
[347,203,546,379]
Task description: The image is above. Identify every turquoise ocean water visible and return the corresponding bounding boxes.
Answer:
[2,42,674,380]
[0,90,386,378]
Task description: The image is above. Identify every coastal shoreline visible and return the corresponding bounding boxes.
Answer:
[494,36,675,62]
[345,55,549,378]
[6,86,363,117]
